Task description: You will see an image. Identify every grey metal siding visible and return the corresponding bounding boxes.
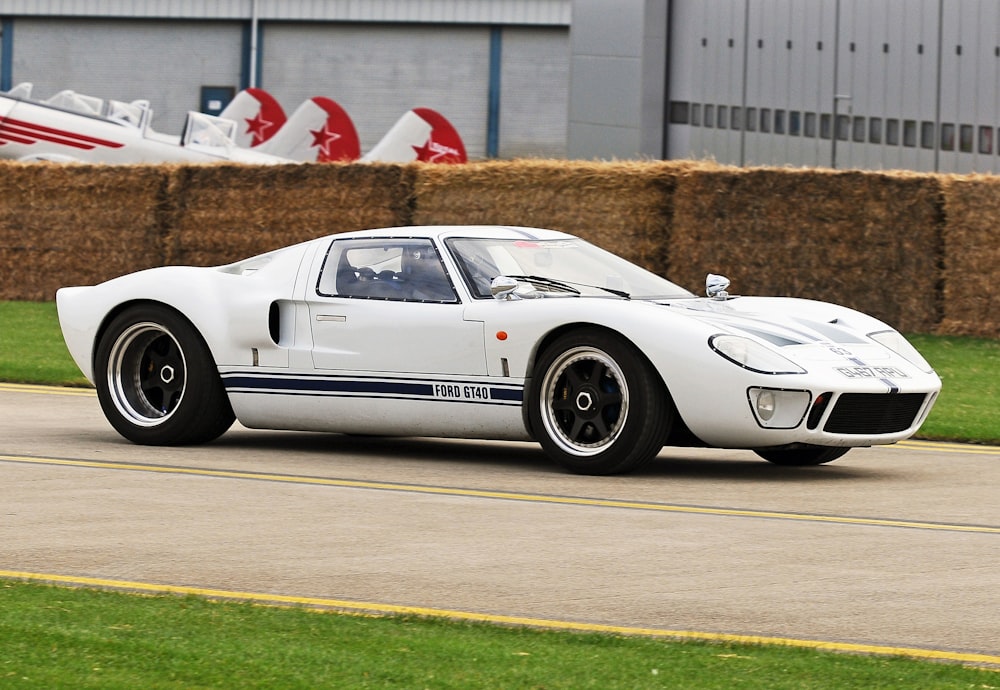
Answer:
[0,0,570,25]
[261,23,492,157]
[10,18,243,134]
[498,26,568,158]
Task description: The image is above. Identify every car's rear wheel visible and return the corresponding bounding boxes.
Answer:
[95,305,234,445]
[528,329,671,475]
[754,446,850,466]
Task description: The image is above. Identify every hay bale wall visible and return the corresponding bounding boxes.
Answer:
[939,176,1000,338]
[670,166,944,334]
[0,163,166,300]
[0,158,995,339]
[163,163,414,266]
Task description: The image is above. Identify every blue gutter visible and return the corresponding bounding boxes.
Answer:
[487,25,502,158]
[1,19,13,92]
[240,21,264,90]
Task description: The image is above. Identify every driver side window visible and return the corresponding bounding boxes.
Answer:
[317,238,458,303]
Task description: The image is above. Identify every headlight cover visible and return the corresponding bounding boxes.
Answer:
[709,334,807,375]
[868,330,934,373]
[748,387,812,428]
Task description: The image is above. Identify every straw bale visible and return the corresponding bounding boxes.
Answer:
[938,176,1000,338]
[671,165,943,333]
[411,159,694,272]
[164,163,414,266]
[0,162,166,300]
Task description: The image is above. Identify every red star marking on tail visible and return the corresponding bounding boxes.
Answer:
[310,124,342,159]
[413,138,461,162]
[244,112,273,145]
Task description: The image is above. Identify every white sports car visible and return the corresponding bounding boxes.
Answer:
[56,225,941,474]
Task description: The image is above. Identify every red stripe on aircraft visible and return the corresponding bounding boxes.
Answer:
[0,116,125,149]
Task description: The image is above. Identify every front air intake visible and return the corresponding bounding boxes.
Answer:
[823,393,927,434]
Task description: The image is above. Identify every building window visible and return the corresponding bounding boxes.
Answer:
[904,120,917,147]
[940,123,955,151]
[920,121,936,149]
[804,112,817,137]
[774,109,786,134]
[886,119,900,146]
[760,108,771,133]
[704,104,714,128]
[730,106,742,130]
[959,124,973,153]
[820,114,832,139]
[789,111,801,136]
[717,105,728,129]
[669,101,690,124]
[836,114,850,141]
[852,116,866,142]
[745,107,757,131]
[978,125,992,154]
[869,117,882,144]
[691,103,701,126]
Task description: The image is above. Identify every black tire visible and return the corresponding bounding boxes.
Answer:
[528,329,672,475]
[754,446,850,466]
[95,305,235,445]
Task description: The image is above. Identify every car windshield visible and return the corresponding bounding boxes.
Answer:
[446,237,694,300]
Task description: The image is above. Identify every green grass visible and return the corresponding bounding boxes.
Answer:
[908,334,1000,444]
[0,301,90,386]
[2,581,996,689]
[2,301,997,444]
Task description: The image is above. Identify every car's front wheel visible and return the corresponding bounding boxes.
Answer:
[95,305,234,445]
[528,329,672,475]
[754,446,850,466]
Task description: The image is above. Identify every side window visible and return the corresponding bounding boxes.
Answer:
[317,238,458,303]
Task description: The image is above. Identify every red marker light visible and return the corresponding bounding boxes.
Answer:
[496,331,508,341]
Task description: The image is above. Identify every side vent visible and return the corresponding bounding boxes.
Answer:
[269,302,280,344]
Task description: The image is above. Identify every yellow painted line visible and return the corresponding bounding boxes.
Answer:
[896,439,1000,456]
[2,569,998,669]
[4,453,999,535]
[0,382,95,396]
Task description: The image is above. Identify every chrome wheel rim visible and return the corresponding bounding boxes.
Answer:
[539,346,629,456]
[106,322,187,427]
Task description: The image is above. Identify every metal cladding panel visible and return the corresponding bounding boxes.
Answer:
[9,18,243,135]
[0,0,570,24]
[261,23,491,158]
[498,27,569,158]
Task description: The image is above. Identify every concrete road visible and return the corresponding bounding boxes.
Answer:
[2,384,998,663]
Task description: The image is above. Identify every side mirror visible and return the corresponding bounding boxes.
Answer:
[490,276,520,300]
[706,273,730,300]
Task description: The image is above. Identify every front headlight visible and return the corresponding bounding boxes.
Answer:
[868,330,934,373]
[709,335,807,375]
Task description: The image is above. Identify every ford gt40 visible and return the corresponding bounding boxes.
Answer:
[56,225,941,475]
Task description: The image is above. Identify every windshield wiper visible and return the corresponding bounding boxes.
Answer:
[506,275,630,299]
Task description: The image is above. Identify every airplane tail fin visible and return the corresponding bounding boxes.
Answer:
[256,96,361,162]
[220,88,287,147]
[361,107,467,164]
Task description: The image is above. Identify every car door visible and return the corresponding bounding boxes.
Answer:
[307,237,488,376]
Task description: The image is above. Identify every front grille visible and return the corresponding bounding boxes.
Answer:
[823,393,927,434]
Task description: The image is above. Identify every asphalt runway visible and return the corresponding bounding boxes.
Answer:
[2,383,998,665]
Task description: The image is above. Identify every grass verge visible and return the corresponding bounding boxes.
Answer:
[2,580,997,689]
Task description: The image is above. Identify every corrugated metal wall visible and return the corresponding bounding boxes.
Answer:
[0,0,570,24]
[10,18,244,135]
[0,4,570,158]
[666,0,1000,173]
